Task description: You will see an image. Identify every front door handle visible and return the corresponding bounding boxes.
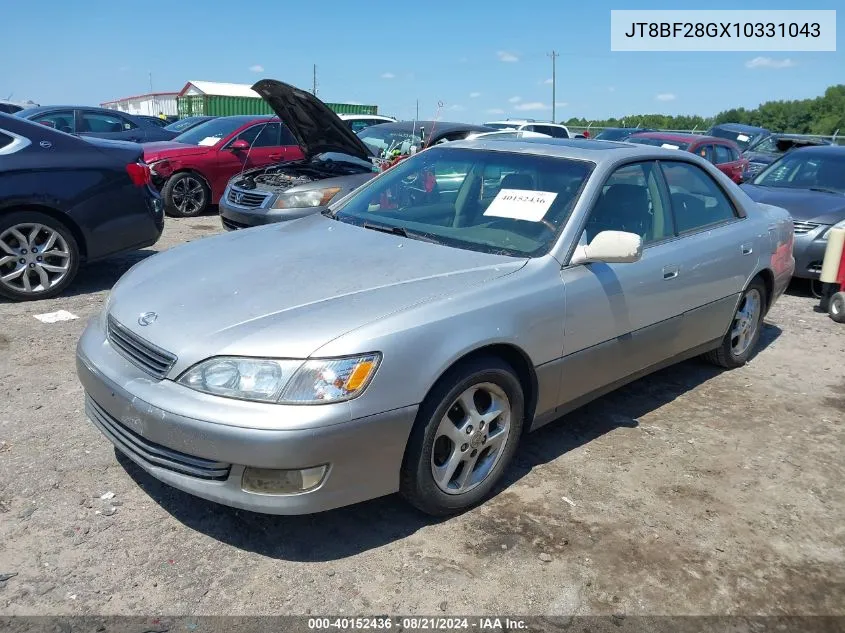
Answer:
[741,243,753,255]
[663,265,679,280]
[268,153,283,160]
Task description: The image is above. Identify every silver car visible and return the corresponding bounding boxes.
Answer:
[76,138,795,516]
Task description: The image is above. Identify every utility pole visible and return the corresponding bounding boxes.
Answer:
[547,50,559,122]
[312,64,317,96]
[148,72,153,93]
[416,99,419,121]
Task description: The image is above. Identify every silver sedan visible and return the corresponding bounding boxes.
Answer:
[76,138,795,516]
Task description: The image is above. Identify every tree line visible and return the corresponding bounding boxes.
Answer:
[563,85,845,136]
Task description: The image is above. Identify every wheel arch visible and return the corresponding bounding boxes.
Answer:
[752,268,774,312]
[421,342,539,432]
[0,204,87,259]
[168,168,212,192]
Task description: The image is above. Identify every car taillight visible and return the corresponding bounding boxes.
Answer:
[126,162,152,187]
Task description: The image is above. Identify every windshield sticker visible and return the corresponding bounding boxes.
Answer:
[737,134,750,142]
[484,189,558,222]
[661,143,680,150]
[197,136,220,146]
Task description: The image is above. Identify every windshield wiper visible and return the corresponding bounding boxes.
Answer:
[362,222,439,244]
[809,187,843,195]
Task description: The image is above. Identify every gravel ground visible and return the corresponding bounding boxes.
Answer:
[0,217,843,616]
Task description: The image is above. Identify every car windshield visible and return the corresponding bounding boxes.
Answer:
[357,126,423,158]
[172,117,249,146]
[330,146,594,257]
[708,127,762,150]
[165,117,207,133]
[753,153,845,193]
[595,129,633,141]
[627,137,691,151]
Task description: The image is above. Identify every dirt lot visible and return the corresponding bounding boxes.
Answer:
[0,217,843,617]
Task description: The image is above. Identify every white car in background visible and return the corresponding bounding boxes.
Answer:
[339,114,397,133]
[483,119,571,139]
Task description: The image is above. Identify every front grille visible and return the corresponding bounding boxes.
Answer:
[227,188,268,208]
[221,216,249,230]
[86,396,231,481]
[793,221,821,235]
[107,315,176,380]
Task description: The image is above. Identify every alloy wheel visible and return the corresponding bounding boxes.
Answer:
[172,176,206,215]
[730,288,762,357]
[0,224,71,295]
[430,383,512,495]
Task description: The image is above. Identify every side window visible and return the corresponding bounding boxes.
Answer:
[584,161,674,244]
[660,161,738,234]
[279,123,297,145]
[539,125,569,139]
[34,110,75,133]
[0,132,13,150]
[695,144,714,163]
[81,111,135,133]
[713,144,733,164]
[349,120,372,133]
[234,123,280,147]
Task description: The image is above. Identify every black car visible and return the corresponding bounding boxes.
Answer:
[741,134,832,180]
[15,106,177,142]
[707,123,770,152]
[0,114,164,301]
[593,127,656,141]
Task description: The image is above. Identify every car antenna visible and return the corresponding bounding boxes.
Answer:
[239,119,271,178]
[423,101,444,149]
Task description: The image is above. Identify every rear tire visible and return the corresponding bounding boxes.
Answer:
[162,172,210,218]
[400,356,524,516]
[829,291,845,324]
[0,211,80,301]
[704,279,766,369]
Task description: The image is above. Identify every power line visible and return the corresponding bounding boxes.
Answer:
[547,50,559,122]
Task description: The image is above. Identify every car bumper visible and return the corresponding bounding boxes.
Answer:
[218,197,324,231]
[792,231,829,280]
[75,319,417,515]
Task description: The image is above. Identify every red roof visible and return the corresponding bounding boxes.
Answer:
[100,91,178,106]
[627,131,726,145]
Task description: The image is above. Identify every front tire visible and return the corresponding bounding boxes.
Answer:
[829,291,845,324]
[162,172,210,218]
[0,211,80,301]
[400,356,524,516]
[704,279,766,369]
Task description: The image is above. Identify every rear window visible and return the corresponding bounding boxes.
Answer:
[628,136,691,151]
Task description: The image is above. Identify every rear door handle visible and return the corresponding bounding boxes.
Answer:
[741,243,753,255]
[663,265,679,280]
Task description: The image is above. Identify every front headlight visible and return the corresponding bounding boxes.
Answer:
[821,219,845,240]
[177,353,381,404]
[272,187,341,209]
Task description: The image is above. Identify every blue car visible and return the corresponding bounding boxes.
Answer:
[16,105,177,142]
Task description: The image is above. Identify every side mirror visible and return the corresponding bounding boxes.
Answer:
[230,139,250,151]
[570,230,643,265]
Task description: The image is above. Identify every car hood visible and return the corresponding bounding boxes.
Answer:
[251,79,373,162]
[742,151,778,164]
[142,141,211,162]
[741,184,845,224]
[107,214,526,366]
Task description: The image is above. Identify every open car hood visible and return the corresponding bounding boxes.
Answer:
[252,79,373,162]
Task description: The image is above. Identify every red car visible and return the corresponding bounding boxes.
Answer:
[143,116,304,217]
[626,132,748,184]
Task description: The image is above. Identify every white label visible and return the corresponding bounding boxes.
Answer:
[661,143,680,149]
[197,136,220,146]
[484,189,558,222]
[34,310,78,323]
[736,134,750,142]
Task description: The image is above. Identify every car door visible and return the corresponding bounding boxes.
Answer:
[30,109,77,134]
[79,110,143,142]
[659,159,755,346]
[557,160,688,408]
[713,143,744,183]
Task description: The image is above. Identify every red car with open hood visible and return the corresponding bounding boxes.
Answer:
[143,116,304,217]
[626,132,748,184]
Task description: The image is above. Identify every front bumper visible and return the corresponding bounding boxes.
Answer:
[792,228,829,279]
[75,319,417,515]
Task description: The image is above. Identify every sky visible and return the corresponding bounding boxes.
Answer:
[2,0,842,123]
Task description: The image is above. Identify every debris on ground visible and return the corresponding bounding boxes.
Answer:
[538,553,553,563]
[0,573,18,582]
[33,310,79,323]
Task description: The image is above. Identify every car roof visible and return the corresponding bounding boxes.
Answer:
[630,132,733,145]
[338,114,394,120]
[485,120,567,127]
[364,120,494,134]
[710,122,769,134]
[788,144,845,157]
[445,136,708,162]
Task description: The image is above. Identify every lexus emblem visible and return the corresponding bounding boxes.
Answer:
[138,312,158,326]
